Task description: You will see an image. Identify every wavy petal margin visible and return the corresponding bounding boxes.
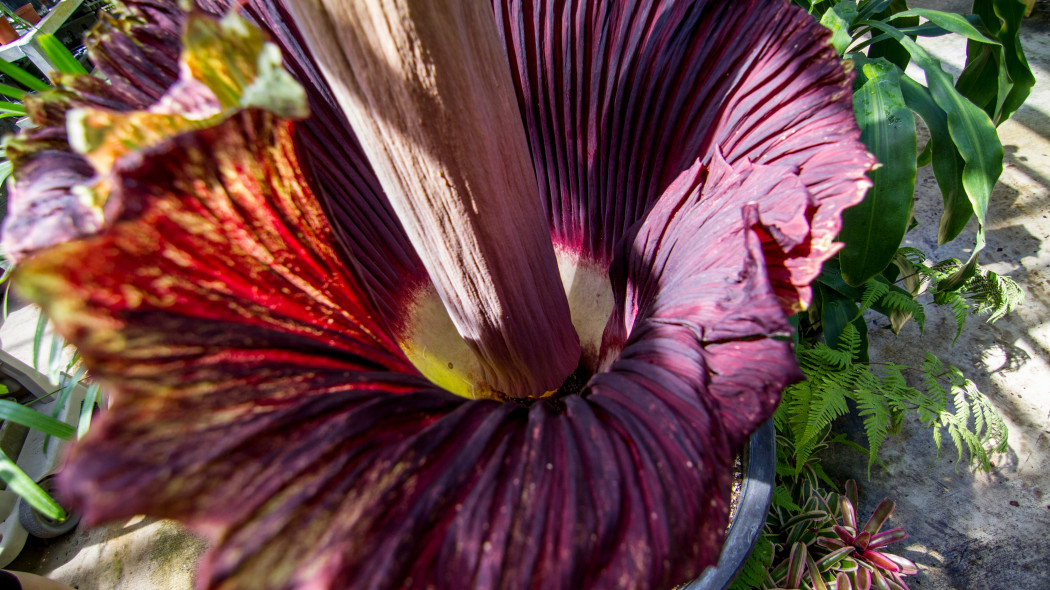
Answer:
[2,1,874,589]
[607,153,804,447]
[493,0,873,309]
[16,112,796,590]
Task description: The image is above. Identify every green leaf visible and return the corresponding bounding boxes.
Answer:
[865,0,915,70]
[965,268,1024,322]
[893,9,999,44]
[36,34,88,76]
[32,312,47,370]
[787,542,809,588]
[77,383,100,439]
[0,101,25,115]
[915,139,932,167]
[0,83,26,100]
[0,58,50,93]
[857,0,894,22]
[878,286,926,334]
[0,400,75,439]
[839,55,916,286]
[0,159,12,186]
[898,76,971,244]
[821,1,859,54]
[42,365,86,453]
[939,254,982,292]
[858,280,889,313]
[818,284,869,362]
[864,21,1002,278]
[0,450,66,520]
[959,0,1035,125]
[818,258,864,300]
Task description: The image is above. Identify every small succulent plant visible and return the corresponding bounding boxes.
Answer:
[815,481,918,590]
[748,466,917,590]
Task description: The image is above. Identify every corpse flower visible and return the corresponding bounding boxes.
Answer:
[1,0,872,588]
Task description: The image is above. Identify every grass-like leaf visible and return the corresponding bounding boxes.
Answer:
[77,382,100,439]
[37,34,88,75]
[0,450,66,520]
[0,82,27,100]
[0,101,26,115]
[0,57,50,93]
[0,400,75,439]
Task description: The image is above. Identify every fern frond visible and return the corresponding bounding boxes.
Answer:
[800,384,850,465]
[896,247,927,266]
[782,380,844,471]
[852,384,893,474]
[919,353,1008,470]
[965,270,1024,323]
[929,257,963,280]
[933,289,969,339]
[728,533,775,590]
[879,289,926,333]
[859,280,890,313]
[798,343,852,372]
[836,323,863,360]
[772,484,802,513]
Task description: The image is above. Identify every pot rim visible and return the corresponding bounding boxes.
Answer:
[679,418,775,590]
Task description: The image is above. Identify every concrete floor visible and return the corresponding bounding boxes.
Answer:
[0,1,1047,588]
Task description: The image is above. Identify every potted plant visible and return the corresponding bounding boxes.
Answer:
[0,0,873,588]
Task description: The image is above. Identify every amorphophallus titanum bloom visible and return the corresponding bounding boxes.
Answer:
[1,0,873,587]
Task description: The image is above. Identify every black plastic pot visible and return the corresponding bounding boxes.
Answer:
[680,419,775,590]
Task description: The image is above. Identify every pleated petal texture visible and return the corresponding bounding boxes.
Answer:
[492,0,873,308]
[19,111,794,589]
[0,1,877,589]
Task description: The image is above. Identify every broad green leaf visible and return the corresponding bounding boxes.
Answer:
[0,451,66,520]
[840,56,916,286]
[953,4,1013,124]
[0,58,50,93]
[916,139,933,167]
[893,9,999,44]
[962,0,1035,124]
[0,400,75,439]
[939,254,982,292]
[864,21,1002,277]
[865,0,914,70]
[854,21,955,54]
[818,258,864,300]
[857,0,894,21]
[899,76,971,244]
[46,331,64,382]
[955,43,1004,120]
[820,1,858,54]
